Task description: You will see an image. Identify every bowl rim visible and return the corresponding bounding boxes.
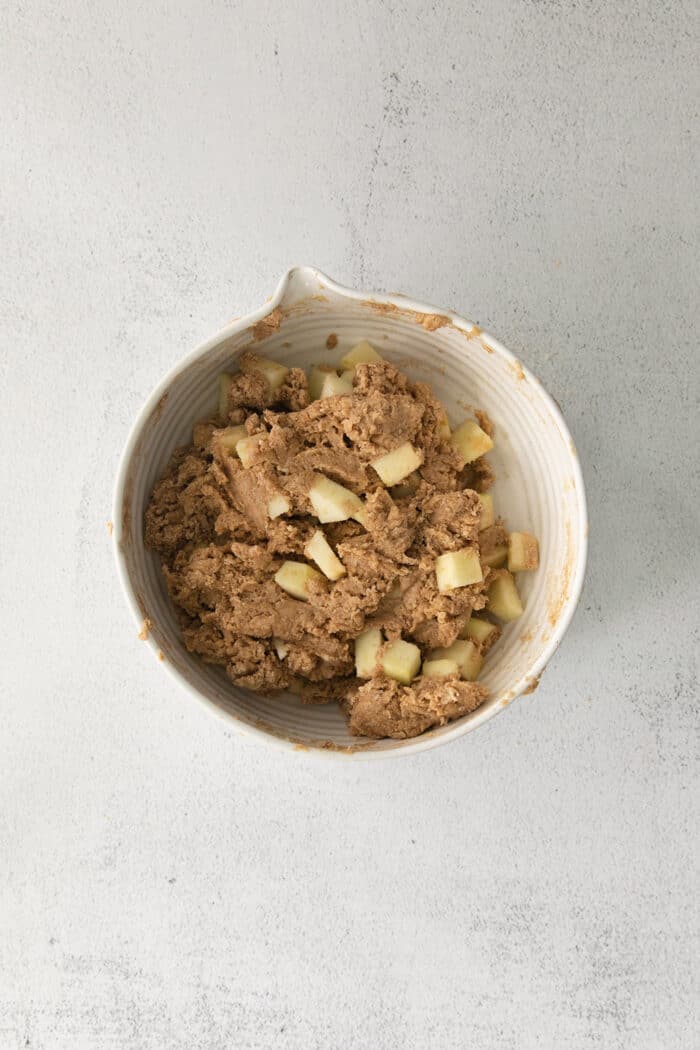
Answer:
[112,265,588,760]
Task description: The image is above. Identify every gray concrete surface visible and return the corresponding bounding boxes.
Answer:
[1,1,698,1047]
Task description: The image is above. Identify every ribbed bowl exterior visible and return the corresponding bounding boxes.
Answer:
[113,267,587,758]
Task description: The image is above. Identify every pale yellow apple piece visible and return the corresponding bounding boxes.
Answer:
[308,365,336,401]
[430,639,469,671]
[274,561,324,602]
[273,638,289,659]
[451,419,494,464]
[487,571,524,622]
[239,353,289,392]
[340,369,355,384]
[371,442,424,487]
[267,493,291,520]
[461,617,497,645]
[236,433,267,468]
[304,529,346,581]
[218,372,233,420]
[380,639,422,685]
[508,532,540,573]
[355,628,383,678]
[435,547,483,592]
[459,640,483,681]
[422,658,460,679]
[319,371,354,398]
[339,340,383,370]
[477,492,495,531]
[308,475,366,525]
[215,424,247,453]
[430,638,482,681]
[437,409,451,441]
[481,545,508,569]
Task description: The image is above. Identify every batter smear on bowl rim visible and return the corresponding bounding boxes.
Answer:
[144,341,539,739]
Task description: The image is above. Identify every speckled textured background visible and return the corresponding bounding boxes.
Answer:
[1,1,699,1047]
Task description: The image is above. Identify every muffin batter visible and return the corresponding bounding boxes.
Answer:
[144,350,534,739]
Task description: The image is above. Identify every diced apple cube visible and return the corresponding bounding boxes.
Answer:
[459,640,483,681]
[239,353,289,392]
[339,340,383,370]
[430,638,482,681]
[267,493,291,519]
[430,639,469,671]
[461,617,497,645]
[308,475,366,525]
[274,560,324,602]
[477,492,495,531]
[487,570,524,622]
[215,424,247,453]
[319,371,354,398]
[451,419,494,464]
[435,547,483,592]
[218,372,233,420]
[340,369,355,384]
[273,638,289,659]
[380,639,422,685]
[437,409,451,441]
[236,433,267,468]
[422,658,460,679]
[371,442,424,487]
[308,365,336,401]
[481,545,508,569]
[304,530,346,581]
[355,628,383,678]
[508,532,540,573]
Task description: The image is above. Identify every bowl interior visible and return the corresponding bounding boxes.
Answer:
[116,274,586,756]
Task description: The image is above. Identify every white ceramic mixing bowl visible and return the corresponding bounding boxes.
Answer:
[113,266,587,757]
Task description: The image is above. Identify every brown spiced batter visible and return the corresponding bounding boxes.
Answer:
[145,356,501,738]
